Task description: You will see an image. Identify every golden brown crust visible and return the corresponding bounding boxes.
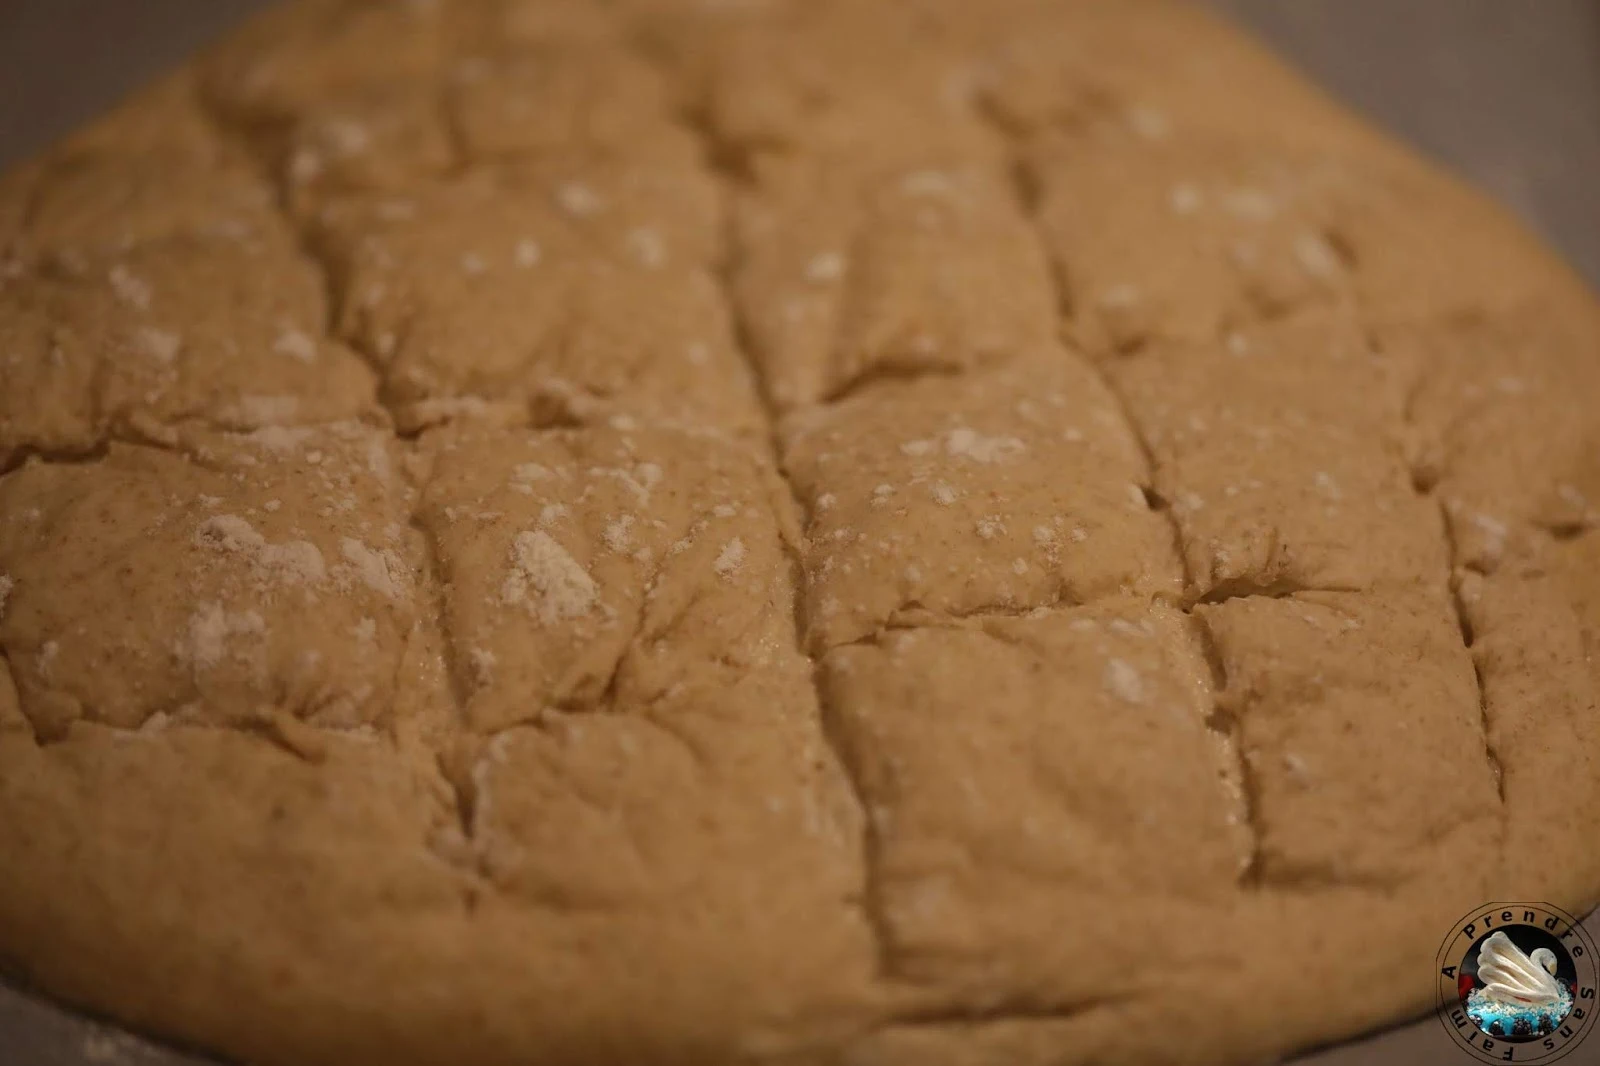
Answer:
[1,1,1597,1064]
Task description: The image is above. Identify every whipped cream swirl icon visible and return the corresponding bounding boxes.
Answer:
[1475,930,1565,1009]
[1436,903,1597,1059]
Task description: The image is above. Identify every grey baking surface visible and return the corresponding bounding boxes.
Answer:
[1,2,1598,1065]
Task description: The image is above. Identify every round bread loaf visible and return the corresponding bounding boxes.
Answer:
[1,1,1597,1064]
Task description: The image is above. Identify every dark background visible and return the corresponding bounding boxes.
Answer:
[0,2,1597,1065]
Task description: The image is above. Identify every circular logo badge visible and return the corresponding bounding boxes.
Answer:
[1436,902,1599,1063]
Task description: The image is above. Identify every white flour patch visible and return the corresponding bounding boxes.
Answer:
[502,531,598,623]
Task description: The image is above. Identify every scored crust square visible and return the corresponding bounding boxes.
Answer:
[0,233,378,465]
[313,165,759,434]
[782,358,1184,650]
[732,161,1058,409]
[820,602,1248,996]
[1197,589,1500,884]
[416,422,803,735]
[1108,314,1449,600]
[0,424,418,741]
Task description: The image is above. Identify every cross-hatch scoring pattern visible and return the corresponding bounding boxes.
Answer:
[1,2,1598,1064]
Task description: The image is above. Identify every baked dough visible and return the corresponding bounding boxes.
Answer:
[1,1,1597,1064]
